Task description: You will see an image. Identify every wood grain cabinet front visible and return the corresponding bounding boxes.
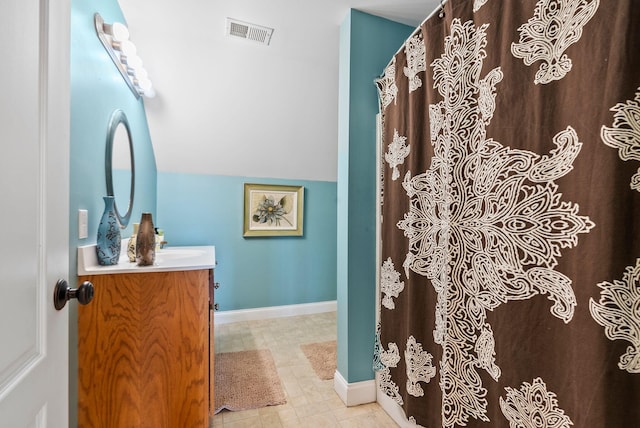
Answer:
[78,269,214,428]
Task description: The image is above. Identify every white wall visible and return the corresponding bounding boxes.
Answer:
[119,0,341,182]
[117,0,437,182]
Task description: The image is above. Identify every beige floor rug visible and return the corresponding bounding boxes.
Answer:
[300,340,337,380]
[214,349,286,414]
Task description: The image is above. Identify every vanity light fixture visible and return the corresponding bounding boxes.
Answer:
[94,13,155,98]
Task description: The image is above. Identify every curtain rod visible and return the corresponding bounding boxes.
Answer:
[380,0,449,73]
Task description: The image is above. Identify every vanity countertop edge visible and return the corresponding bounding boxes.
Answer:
[78,244,216,276]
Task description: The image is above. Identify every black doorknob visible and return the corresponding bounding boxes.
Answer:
[53,279,94,310]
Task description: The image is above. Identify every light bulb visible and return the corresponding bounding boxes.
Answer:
[112,40,137,57]
[135,78,155,98]
[122,54,143,72]
[104,22,129,42]
[136,78,152,92]
[134,68,148,80]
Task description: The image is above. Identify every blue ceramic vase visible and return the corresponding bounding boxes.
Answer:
[96,196,121,265]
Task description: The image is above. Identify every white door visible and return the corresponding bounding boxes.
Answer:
[0,0,71,426]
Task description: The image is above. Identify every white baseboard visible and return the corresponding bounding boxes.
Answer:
[213,300,337,324]
[333,370,377,407]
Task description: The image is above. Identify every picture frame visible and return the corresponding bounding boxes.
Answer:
[243,183,304,237]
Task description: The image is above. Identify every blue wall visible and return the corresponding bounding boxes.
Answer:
[70,0,157,251]
[67,0,414,419]
[337,10,414,383]
[157,173,337,310]
[69,0,157,424]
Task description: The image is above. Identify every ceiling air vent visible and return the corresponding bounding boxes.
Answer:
[226,18,274,45]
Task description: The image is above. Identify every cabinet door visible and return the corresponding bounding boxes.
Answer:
[209,268,215,416]
[78,270,209,428]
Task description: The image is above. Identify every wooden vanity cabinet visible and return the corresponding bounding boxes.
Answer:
[78,268,214,428]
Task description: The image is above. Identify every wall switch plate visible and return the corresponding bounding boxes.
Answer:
[78,209,88,239]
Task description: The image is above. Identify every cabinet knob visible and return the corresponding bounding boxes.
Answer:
[214,282,220,289]
[214,303,219,311]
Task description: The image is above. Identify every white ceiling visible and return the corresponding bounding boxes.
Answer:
[117,0,440,181]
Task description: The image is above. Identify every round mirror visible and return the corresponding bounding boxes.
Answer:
[105,109,135,228]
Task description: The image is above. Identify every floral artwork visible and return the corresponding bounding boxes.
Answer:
[243,183,304,237]
[253,195,293,226]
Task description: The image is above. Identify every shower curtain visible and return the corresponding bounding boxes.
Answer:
[374,1,640,427]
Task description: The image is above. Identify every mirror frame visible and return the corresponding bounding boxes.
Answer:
[105,109,135,228]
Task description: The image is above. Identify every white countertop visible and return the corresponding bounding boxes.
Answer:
[78,244,216,276]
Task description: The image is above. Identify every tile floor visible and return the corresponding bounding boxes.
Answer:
[210,311,398,427]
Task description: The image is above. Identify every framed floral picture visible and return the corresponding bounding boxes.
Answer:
[243,183,304,237]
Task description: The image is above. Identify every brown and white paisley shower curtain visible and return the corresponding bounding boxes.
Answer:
[374,0,640,426]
